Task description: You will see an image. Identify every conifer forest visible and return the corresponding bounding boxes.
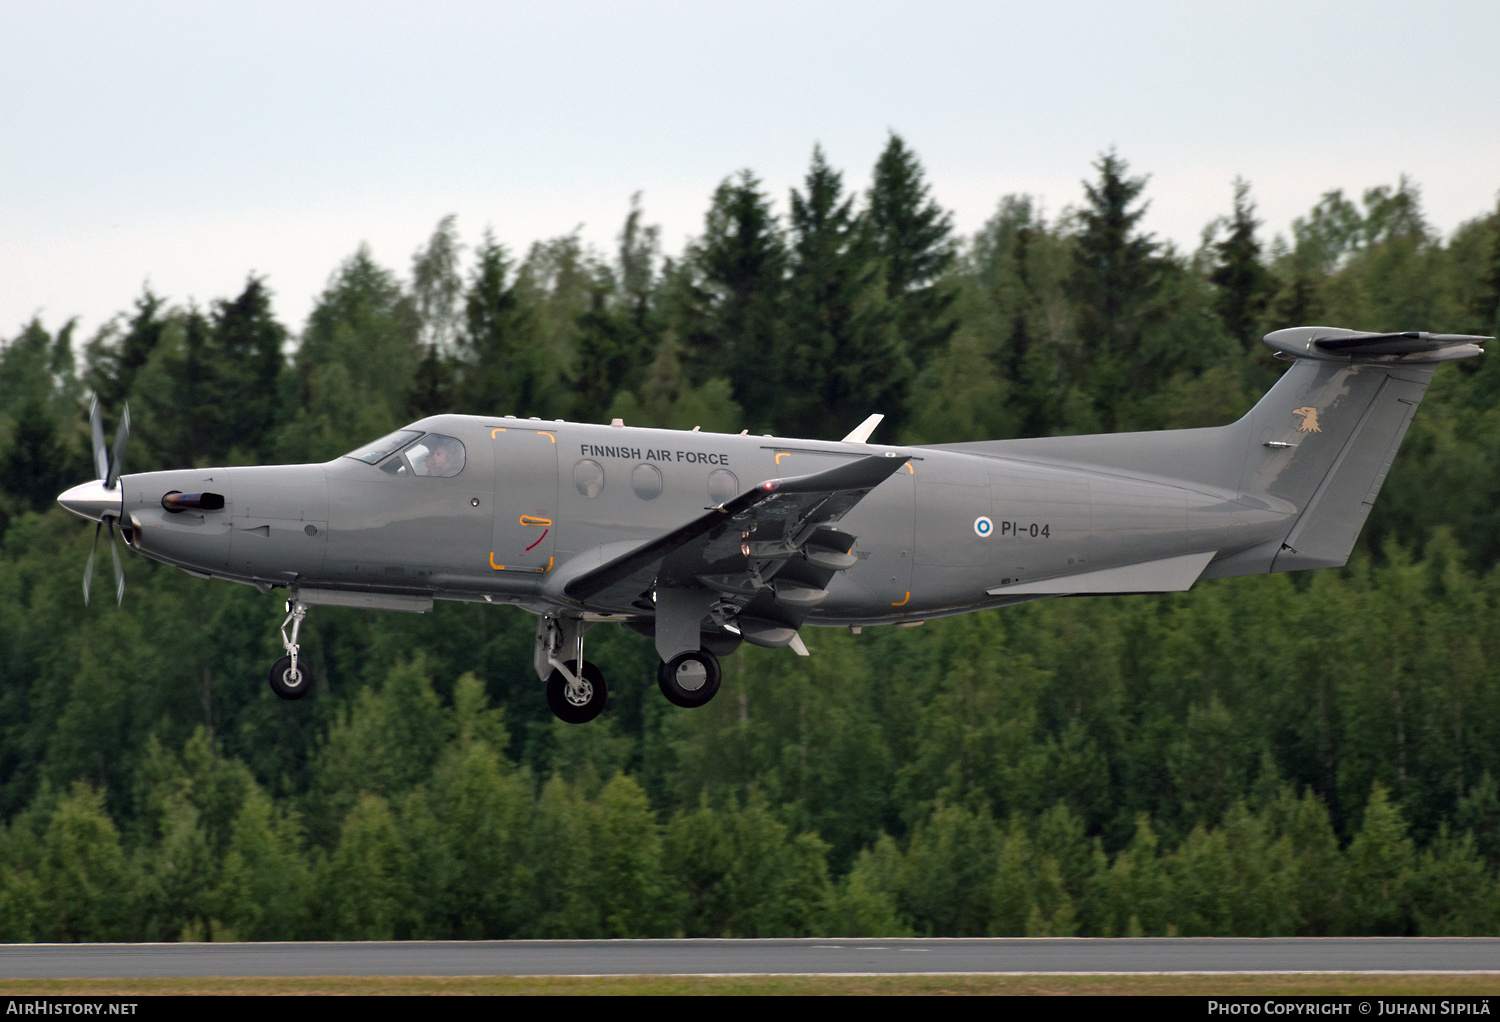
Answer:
[5,139,1500,940]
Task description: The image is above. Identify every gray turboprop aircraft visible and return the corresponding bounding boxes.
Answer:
[58,326,1487,723]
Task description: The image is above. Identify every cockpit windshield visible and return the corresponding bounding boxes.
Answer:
[343,429,422,465]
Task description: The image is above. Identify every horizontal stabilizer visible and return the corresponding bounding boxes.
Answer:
[1266,327,1489,364]
[987,551,1216,596]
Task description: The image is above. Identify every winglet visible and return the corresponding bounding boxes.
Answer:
[841,413,884,444]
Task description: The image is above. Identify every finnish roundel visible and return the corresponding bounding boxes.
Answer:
[974,516,993,537]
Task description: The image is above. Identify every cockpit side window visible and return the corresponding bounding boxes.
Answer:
[345,429,423,465]
[408,434,466,477]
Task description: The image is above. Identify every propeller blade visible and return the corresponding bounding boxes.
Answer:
[105,403,130,490]
[88,395,108,481]
[108,520,124,605]
[83,520,101,606]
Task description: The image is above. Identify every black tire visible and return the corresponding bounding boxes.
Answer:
[657,649,722,708]
[546,660,607,723]
[268,655,312,700]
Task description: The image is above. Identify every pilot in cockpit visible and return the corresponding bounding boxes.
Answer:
[411,435,465,478]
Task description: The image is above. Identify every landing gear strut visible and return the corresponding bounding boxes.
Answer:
[269,598,312,700]
[658,649,722,708]
[537,615,607,723]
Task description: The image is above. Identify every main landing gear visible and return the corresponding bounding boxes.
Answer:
[269,598,312,700]
[533,617,728,722]
[658,649,722,708]
[538,616,608,724]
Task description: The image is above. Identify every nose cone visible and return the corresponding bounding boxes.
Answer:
[57,479,121,523]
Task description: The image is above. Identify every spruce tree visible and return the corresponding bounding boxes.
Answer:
[411,215,464,352]
[1209,179,1270,351]
[866,133,957,366]
[457,232,527,415]
[783,146,906,439]
[687,171,786,425]
[86,287,167,412]
[570,197,660,422]
[411,216,464,417]
[1065,151,1164,426]
[208,276,287,461]
[572,279,635,422]
[1472,205,1500,332]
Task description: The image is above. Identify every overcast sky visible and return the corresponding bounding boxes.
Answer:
[2,1,1497,341]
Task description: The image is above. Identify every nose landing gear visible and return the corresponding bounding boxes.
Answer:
[269,598,312,700]
[546,659,607,724]
[538,615,608,723]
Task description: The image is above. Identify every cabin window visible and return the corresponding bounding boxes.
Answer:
[708,469,739,503]
[345,429,422,465]
[408,435,466,477]
[574,459,604,498]
[632,463,663,501]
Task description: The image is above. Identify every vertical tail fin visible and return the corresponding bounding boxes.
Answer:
[1250,327,1485,570]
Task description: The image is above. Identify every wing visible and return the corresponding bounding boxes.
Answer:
[564,453,911,616]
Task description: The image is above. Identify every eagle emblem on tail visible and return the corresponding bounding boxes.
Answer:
[1292,406,1322,433]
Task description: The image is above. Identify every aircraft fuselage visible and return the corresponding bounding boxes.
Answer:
[109,414,1293,626]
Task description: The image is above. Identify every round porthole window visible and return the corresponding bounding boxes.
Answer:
[574,459,604,498]
[632,463,663,501]
[707,468,739,503]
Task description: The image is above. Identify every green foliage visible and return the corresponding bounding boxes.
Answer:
[1065,151,1167,428]
[867,133,958,371]
[683,171,787,429]
[782,146,908,440]
[1208,179,1271,351]
[3,144,1500,939]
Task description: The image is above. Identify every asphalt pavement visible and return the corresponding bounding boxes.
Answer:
[0,938,1496,978]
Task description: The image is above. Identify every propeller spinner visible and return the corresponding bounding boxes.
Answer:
[56,397,130,605]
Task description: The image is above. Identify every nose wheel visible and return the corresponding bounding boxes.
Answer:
[658,649,722,708]
[269,654,312,700]
[537,615,609,723]
[269,598,313,700]
[546,660,607,723]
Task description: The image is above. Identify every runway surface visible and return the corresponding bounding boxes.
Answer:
[0,938,1497,978]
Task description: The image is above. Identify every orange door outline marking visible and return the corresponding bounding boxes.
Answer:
[775,452,790,464]
[490,552,553,573]
[490,428,555,442]
[891,591,911,606]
